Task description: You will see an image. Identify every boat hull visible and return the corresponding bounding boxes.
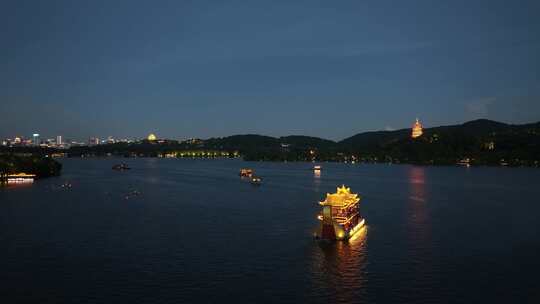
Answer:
[316,218,365,241]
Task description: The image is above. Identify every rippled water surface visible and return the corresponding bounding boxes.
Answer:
[1,159,539,303]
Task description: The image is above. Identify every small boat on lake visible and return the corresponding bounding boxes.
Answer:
[313,165,322,171]
[250,176,262,185]
[125,190,141,200]
[4,173,36,184]
[239,168,253,177]
[112,164,130,171]
[457,158,471,167]
[315,185,365,241]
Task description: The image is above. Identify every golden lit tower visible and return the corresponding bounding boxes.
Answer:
[147,133,157,141]
[411,118,423,138]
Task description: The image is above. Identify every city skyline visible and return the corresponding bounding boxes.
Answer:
[1,1,539,140]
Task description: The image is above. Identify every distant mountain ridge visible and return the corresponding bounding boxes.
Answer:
[3,119,538,166]
[201,119,540,165]
[338,119,529,150]
[204,134,337,150]
[205,119,538,149]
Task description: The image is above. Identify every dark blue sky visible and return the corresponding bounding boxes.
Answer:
[1,0,539,141]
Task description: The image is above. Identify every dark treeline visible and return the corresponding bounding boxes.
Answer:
[2,119,539,166]
[0,154,62,178]
[67,141,199,158]
[203,135,339,161]
[204,119,540,166]
[338,119,540,166]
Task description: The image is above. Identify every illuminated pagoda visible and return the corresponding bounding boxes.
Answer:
[411,118,423,138]
[317,185,365,241]
[147,133,157,141]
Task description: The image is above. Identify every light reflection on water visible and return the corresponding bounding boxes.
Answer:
[310,227,368,303]
[2,159,540,303]
[0,181,34,189]
[313,170,321,192]
[408,166,429,229]
[406,166,435,296]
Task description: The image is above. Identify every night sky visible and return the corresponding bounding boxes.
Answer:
[1,0,539,141]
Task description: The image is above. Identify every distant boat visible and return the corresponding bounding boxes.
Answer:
[125,190,141,200]
[313,165,322,171]
[239,168,253,177]
[250,176,262,185]
[457,158,471,167]
[112,164,130,170]
[4,173,36,184]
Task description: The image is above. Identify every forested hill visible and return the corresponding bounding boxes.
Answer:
[204,119,540,164]
[338,119,540,165]
[0,154,62,178]
[204,135,336,150]
[340,119,518,150]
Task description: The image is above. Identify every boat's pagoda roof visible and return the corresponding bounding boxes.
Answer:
[319,185,360,209]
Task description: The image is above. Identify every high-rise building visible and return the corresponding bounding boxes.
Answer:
[88,137,100,146]
[57,135,62,146]
[33,133,40,146]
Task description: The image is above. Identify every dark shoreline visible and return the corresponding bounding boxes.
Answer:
[0,154,62,179]
[54,156,538,169]
[2,118,538,168]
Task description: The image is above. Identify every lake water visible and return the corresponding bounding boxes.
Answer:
[1,159,539,303]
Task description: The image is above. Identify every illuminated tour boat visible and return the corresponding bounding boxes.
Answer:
[4,173,36,184]
[412,118,423,138]
[316,185,365,241]
[313,165,322,171]
[239,168,253,177]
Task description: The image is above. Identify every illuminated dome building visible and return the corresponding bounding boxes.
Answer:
[317,185,365,241]
[411,118,423,138]
[147,133,157,141]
